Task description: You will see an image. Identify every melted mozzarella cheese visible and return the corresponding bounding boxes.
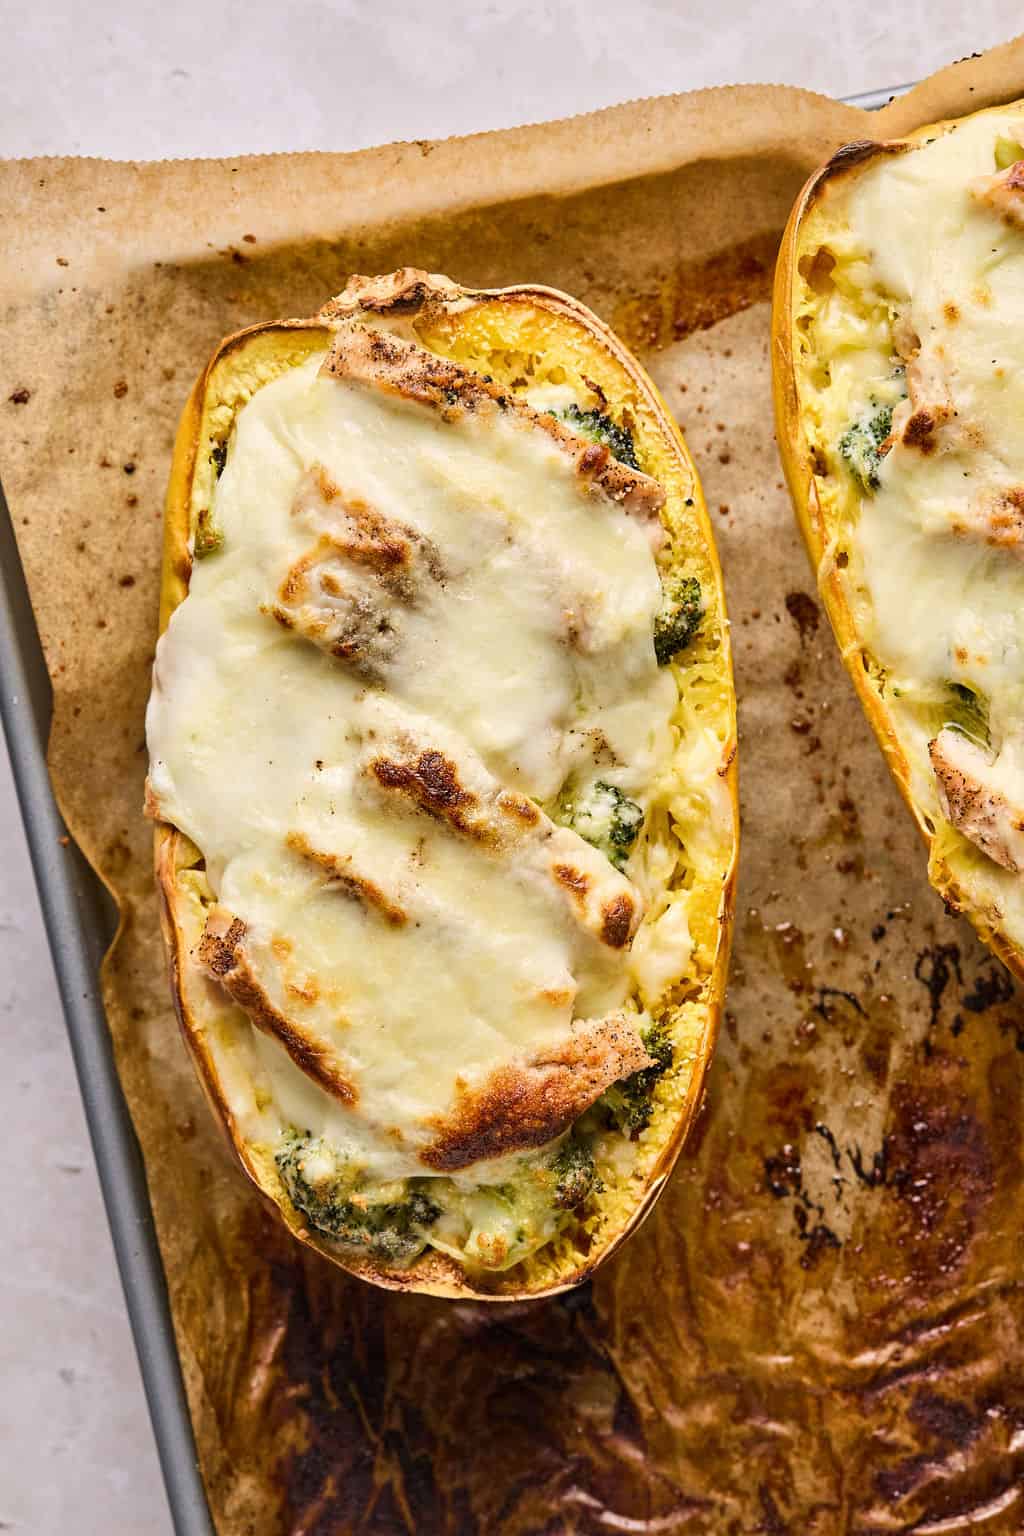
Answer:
[808,107,1024,942]
[147,348,677,1184]
[841,112,1024,724]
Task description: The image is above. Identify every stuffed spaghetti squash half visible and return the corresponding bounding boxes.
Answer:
[775,100,1024,981]
[146,269,737,1298]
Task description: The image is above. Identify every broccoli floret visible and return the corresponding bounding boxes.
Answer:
[839,400,894,492]
[549,1137,601,1209]
[566,780,644,870]
[196,443,229,554]
[550,403,640,470]
[653,575,703,665]
[196,442,228,556]
[599,1019,674,1138]
[275,1131,440,1264]
[944,682,991,748]
[193,507,223,559]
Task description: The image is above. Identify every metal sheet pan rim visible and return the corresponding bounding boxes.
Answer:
[0,481,215,1536]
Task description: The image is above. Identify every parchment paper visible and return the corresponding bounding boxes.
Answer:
[4,39,1024,1533]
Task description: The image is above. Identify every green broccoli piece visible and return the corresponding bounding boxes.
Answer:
[193,507,223,559]
[566,780,644,870]
[550,403,640,471]
[944,682,990,749]
[599,1019,674,1137]
[550,1137,601,1209]
[653,575,703,664]
[839,400,894,492]
[196,442,229,557]
[275,1131,440,1264]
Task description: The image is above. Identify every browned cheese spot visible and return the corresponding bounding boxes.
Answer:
[902,409,939,453]
[370,750,489,841]
[552,862,591,905]
[496,791,541,827]
[600,893,636,949]
[539,986,576,1009]
[419,1016,653,1170]
[285,979,320,1005]
[952,487,1024,557]
[984,488,1024,550]
[286,830,407,926]
[970,159,1024,229]
[302,465,431,582]
[198,915,246,977]
[315,465,340,502]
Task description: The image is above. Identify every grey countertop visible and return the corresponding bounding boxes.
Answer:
[2,2,1021,1530]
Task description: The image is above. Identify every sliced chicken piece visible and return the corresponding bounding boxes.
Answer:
[270,538,403,674]
[891,314,921,363]
[890,340,955,455]
[268,465,444,675]
[949,485,1024,557]
[198,797,648,1158]
[318,266,464,327]
[198,907,359,1105]
[285,830,408,927]
[362,739,644,952]
[291,464,445,590]
[970,159,1024,229]
[419,1013,654,1170]
[320,322,666,551]
[929,726,1024,872]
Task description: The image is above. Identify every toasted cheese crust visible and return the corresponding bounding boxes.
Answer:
[420,1017,654,1171]
[776,100,1024,972]
[150,270,737,1297]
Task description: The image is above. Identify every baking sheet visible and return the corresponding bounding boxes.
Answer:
[0,487,213,1535]
[3,39,1024,1534]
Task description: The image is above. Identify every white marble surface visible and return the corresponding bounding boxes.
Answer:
[1,2,1022,1531]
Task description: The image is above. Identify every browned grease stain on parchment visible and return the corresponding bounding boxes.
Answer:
[4,105,1024,1532]
[611,231,779,352]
